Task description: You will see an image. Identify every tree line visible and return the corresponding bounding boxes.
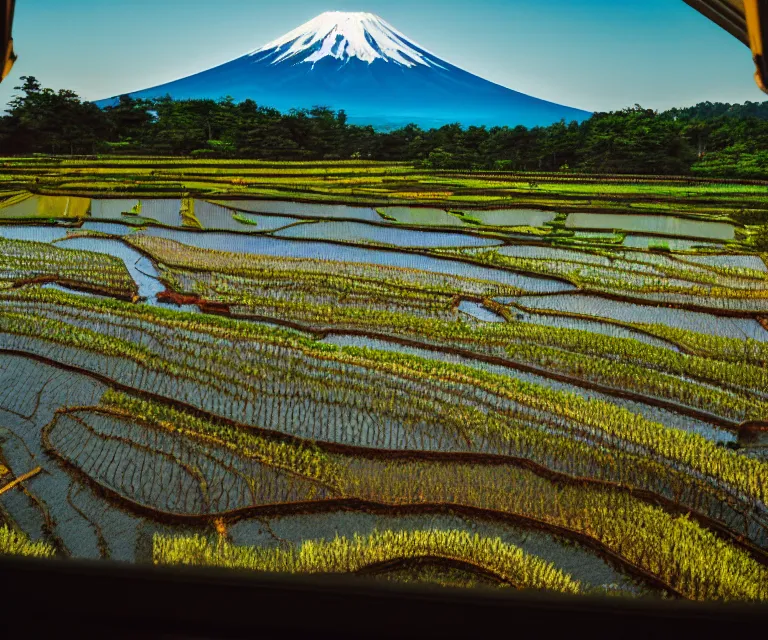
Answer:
[2,76,768,178]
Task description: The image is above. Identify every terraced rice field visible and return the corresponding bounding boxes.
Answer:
[1,170,767,602]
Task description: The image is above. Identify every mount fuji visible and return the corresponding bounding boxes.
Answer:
[97,12,591,129]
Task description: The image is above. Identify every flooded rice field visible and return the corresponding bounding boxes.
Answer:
[1,195,765,601]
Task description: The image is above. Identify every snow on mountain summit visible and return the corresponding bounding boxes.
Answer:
[251,11,443,68]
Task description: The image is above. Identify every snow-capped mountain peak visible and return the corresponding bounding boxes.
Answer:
[250,11,443,68]
[97,11,592,130]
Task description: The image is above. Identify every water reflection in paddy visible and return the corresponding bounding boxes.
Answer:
[0,225,70,243]
[567,213,735,240]
[90,199,182,227]
[507,309,680,351]
[195,201,303,232]
[275,221,500,248]
[681,253,768,273]
[622,235,726,250]
[381,207,465,227]
[465,209,556,227]
[81,221,135,235]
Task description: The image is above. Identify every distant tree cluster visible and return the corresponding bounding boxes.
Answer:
[2,76,768,178]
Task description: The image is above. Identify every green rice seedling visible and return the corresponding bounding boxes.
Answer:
[0,237,136,298]
[180,198,203,229]
[376,208,398,222]
[232,213,259,226]
[92,389,767,601]
[125,201,143,216]
[0,525,55,558]
[152,530,583,594]
[100,390,344,492]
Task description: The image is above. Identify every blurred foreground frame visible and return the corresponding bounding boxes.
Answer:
[684,0,768,92]
[1,0,15,81]
[1,554,768,638]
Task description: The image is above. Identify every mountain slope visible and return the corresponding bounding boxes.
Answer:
[97,12,591,129]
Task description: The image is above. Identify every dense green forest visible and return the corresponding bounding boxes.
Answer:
[2,76,768,178]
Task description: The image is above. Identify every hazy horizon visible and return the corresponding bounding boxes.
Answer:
[1,0,765,116]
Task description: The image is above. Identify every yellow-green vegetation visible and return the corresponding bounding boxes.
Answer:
[0,525,55,558]
[153,530,583,594]
[0,192,35,209]
[633,322,768,367]
[341,346,768,504]
[89,378,768,601]
[180,198,202,229]
[232,213,259,226]
[109,236,766,421]
[127,234,524,299]
[0,285,330,351]
[376,208,398,222]
[126,201,143,216]
[40,196,90,219]
[217,285,762,420]
[0,194,91,219]
[349,463,768,602]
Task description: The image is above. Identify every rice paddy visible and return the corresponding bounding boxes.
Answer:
[0,160,766,601]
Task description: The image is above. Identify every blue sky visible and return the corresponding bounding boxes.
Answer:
[1,0,764,113]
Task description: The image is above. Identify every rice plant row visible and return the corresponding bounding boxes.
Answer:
[441,248,768,309]
[1,287,764,519]
[46,409,332,515]
[0,237,136,299]
[0,525,56,559]
[633,323,768,367]
[127,234,527,299]
[10,302,768,552]
[493,243,768,286]
[207,284,766,422]
[79,259,768,421]
[115,236,767,397]
[97,392,768,551]
[152,530,583,595]
[51,393,768,602]
[168,269,461,322]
